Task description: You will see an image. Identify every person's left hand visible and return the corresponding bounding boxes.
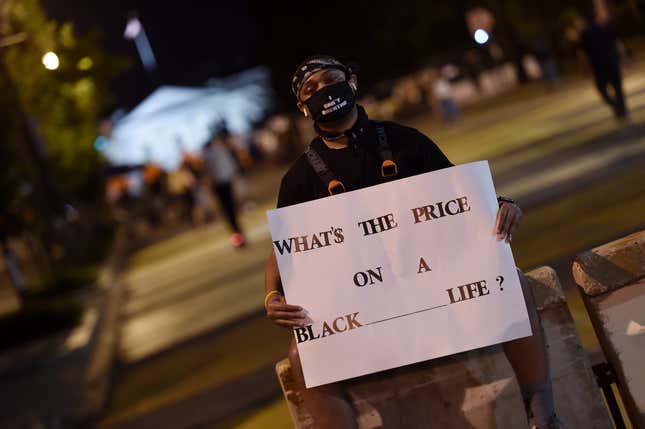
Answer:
[495,202,522,243]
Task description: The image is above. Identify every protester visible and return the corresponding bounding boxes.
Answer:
[181,156,217,226]
[171,159,198,224]
[579,7,628,119]
[263,55,562,429]
[433,71,459,122]
[143,163,166,226]
[532,39,561,88]
[202,129,246,248]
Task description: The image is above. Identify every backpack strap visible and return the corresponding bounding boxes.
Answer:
[304,122,398,196]
[375,122,398,178]
[305,144,346,195]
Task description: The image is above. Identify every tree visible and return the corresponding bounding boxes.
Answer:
[1,0,128,203]
[1,0,128,285]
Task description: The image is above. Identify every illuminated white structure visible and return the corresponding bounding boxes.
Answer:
[104,67,272,170]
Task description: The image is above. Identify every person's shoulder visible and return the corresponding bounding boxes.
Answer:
[375,120,434,144]
[375,120,415,132]
[277,150,316,208]
[374,120,452,168]
[280,151,312,185]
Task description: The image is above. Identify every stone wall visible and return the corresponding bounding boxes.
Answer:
[573,230,645,429]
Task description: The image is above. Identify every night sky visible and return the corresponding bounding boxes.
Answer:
[41,0,260,109]
[40,1,472,111]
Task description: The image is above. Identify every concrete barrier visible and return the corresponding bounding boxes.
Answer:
[573,230,645,429]
[276,266,610,428]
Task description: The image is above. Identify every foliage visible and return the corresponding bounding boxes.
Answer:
[1,0,128,203]
[0,68,29,235]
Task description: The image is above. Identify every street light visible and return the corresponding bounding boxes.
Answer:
[42,51,59,70]
[474,29,490,45]
[124,14,158,74]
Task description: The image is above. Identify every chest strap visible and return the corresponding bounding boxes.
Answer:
[304,145,346,195]
[375,123,398,177]
[305,123,398,196]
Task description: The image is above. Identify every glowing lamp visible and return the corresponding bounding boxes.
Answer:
[42,51,60,70]
[474,29,489,44]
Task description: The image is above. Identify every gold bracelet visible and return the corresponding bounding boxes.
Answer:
[264,290,281,310]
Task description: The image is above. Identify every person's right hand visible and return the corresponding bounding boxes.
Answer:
[266,293,307,328]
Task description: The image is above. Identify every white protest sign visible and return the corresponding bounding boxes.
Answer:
[267,161,531,388]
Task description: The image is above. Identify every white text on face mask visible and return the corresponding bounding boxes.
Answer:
[323,97,342,109]
[322,99,347,116]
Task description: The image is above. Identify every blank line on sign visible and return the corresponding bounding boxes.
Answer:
[365,304,448,326]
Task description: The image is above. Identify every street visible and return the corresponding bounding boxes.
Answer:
[96,62,645,429]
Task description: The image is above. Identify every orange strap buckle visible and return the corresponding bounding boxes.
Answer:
[328,179,346,195]
[381,160,398,178]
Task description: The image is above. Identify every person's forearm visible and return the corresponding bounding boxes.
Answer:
[264,249,282,295]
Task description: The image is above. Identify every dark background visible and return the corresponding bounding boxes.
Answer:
[40,0,630,111]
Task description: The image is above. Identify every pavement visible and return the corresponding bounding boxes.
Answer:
[95,62,645,429]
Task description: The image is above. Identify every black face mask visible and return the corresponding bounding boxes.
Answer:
[304,81,356,123]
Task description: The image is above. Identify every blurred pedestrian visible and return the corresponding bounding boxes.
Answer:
[579,7,628,119]
[532,40,560,88]
[143,164,166,226]
[433,71,459,122]
[192,174,217,226]
[174,157,199,226]
[202,129,246,248]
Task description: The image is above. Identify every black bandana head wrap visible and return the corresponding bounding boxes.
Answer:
[291,55,351,99]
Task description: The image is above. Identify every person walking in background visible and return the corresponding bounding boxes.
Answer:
[579,6,628,119]
[174,157,199,226]
[202,128,246,248]
[532,39,560,88]
[433,70,459,122]
[143,163,166,227]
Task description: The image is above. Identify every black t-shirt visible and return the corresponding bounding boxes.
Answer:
[277,119,453,208]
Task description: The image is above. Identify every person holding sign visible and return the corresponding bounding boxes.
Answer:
[264,55,562,429]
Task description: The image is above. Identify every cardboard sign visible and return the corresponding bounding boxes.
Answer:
[267,161,531,387]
